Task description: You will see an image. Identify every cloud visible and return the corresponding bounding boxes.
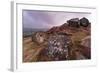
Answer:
[23,10,91,29]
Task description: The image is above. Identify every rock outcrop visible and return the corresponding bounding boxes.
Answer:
[26,17,91,62]
[38,32,72,61]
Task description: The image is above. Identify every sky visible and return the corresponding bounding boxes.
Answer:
[22,10,91,29]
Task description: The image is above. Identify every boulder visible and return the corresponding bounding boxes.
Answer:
[80,17,90,27]
[44,32,72,61]
[32,31,47,44]
[67,18,80,28]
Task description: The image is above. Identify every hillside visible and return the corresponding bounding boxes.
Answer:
[23,17,91,62]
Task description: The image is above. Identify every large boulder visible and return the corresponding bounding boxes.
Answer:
[42,32,72,61]
[67,18,80,28]
[80,17,90,27]
[32,31,47,44]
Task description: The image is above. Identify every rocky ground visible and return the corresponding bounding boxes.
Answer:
[23,21,91,62]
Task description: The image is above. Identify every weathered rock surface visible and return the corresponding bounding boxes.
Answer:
[37,33,72,61]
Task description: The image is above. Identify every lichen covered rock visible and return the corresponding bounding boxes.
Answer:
[43,33,72,61]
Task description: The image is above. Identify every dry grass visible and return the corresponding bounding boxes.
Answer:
[23,26,91,62]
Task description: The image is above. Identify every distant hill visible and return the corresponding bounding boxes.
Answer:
[23,28,49,32]
[23,28,49,37]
